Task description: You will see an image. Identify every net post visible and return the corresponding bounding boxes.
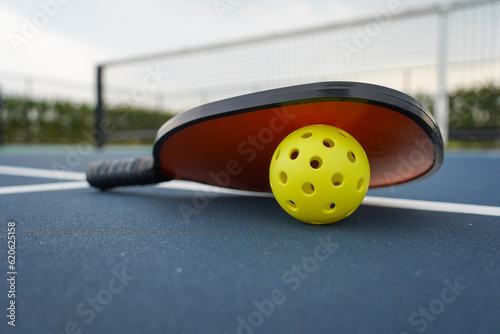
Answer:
[95,65,105,147]
[434,8,449,144]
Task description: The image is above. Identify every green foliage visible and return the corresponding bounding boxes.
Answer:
[1,97,174,144]
[416,83,500,130]
[1,84,498,144]
[449,83,500,129]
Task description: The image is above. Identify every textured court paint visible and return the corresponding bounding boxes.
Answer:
[1,186,499,334]
[0,151,499,334]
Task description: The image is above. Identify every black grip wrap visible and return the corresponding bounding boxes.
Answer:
[86,157,172,190]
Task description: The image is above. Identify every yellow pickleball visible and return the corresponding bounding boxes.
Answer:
[269,124,370,225]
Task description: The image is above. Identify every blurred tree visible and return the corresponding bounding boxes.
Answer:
[3,97,173,144]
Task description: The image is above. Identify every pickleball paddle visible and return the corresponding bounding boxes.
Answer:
[86,81,444,191]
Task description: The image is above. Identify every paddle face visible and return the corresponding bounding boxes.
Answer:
[152,82,444,192]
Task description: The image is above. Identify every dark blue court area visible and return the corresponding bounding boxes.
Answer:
[1,147,499,334]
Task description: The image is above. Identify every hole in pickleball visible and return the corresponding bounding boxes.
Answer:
[290,149,299,160]
[323,139,335,148]
[357,178,365,191]
[347,151,356,163]
[323,202,336,212]
[332,173,343,186]
[310,157,322,169]
[302,132,313,138]
[302,183,315,195]
[279,172,288,184]
[287,200,297,210]
[275,149,281,160]
[338,130,348,138]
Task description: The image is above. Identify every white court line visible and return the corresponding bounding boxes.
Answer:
[0,166,499,217]
[0,181,89,195]
[362,196,500,217]
[0,165,85,180]
[156,180,274,198]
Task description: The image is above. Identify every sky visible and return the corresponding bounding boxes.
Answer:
[0,0,456,85]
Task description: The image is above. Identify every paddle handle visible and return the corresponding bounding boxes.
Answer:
[86,157,172,190]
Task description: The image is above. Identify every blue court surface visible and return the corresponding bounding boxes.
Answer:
[1,146,499,334]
